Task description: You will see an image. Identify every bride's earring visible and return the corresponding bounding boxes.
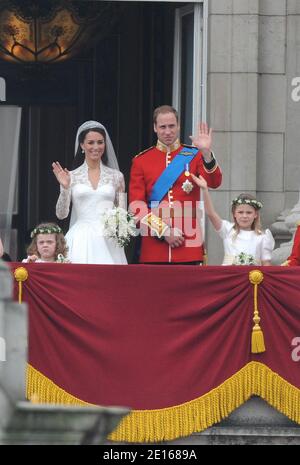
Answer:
[82,149,85,154]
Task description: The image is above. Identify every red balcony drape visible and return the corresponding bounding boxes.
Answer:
[10,263,300,442]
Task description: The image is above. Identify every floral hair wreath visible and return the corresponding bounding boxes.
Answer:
[231,198,263,210]
[30,225,63,239]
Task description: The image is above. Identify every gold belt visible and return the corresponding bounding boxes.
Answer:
[156,206,198,219]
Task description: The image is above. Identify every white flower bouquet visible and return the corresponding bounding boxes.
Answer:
[232,252,256,265]
[56,253,70,263]
[102,207,138,247]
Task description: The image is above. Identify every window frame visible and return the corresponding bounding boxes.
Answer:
[172,1,207,134]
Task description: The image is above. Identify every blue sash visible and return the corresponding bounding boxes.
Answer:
[148,147,198,207]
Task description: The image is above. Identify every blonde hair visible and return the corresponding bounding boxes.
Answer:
[231,193,263,237]
[27,222,68,259]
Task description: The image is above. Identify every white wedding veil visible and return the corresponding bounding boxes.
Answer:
[74,120,120,170]
[69,121,120,228]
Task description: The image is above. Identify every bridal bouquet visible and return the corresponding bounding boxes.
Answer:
[56,254,70,263]
[232,252,256,265]
[102,207,138,247]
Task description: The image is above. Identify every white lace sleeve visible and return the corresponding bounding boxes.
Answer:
[56,185,72,219]
[261,229,275,261]
[115,171,127,209]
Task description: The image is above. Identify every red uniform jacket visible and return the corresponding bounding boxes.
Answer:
[129,141,222,263]
[285,225,300,266]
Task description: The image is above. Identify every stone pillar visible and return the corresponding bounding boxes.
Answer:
[0,260,27,435]
[271,0,300,263]
[271,195,300,264]
[0,261,27,402]
[205,0,300,264]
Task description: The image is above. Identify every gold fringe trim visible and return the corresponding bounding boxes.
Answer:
[109,361,300,442]
[26,362,300,443]
[26,364,92,406]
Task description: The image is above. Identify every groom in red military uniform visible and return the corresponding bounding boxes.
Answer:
[129,105,222,264]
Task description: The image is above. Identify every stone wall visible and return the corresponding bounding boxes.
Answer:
[205,0,300,264]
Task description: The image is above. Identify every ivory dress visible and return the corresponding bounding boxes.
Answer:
[56,161,127,264]
[217,220,275,265]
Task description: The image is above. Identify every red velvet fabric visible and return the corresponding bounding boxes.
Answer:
[10,263,300,409]
[286,225,300,266]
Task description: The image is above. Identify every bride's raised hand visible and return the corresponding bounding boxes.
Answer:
[52,162,71,189]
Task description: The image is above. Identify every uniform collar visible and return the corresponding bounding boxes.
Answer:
[156,139,181,153]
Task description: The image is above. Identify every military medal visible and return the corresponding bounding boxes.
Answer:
[182,179,194,194]
[182,162,193,193]
[184,163,190,177]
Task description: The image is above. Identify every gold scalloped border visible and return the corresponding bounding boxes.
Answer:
[26,361,300,443]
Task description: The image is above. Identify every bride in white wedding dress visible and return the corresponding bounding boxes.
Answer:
[52,121,127,264]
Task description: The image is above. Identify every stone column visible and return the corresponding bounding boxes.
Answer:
[205,1,300,264]
[271,0,300,263]
[0,260,27,435]
[0,261,27,402]
[206,0,300,265]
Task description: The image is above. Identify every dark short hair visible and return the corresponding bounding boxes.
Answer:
[153,105,179,125]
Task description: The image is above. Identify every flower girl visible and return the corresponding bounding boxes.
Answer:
[23,223,69,263]
[191,175,274,265]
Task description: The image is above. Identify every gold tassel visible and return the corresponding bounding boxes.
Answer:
[252,328,265,353]
[14,266,29,303]
[249,270,265,353]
